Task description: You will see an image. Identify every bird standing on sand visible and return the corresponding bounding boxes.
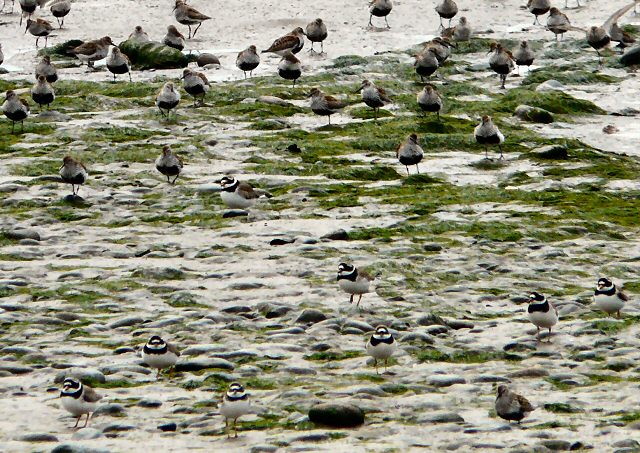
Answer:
[220,383,251,438]
[435,0,458,29]
[357,79,391,120]
[527,0,550,25]
[219,176,261,210]
[106,47,131,82]
[59,156,88,196]
[31,75,55,110]
[443,16,471,41]
[396,133,424,175]
[586,26,610,66]
[306,18,328,54]
[163,25,186,51]
[155,145,183,184]
[414,48,439,82]
[19,0,37,26]
[366,325,396,374]
[173,0,210,39]
[2,91,30,133]
[35,55,58,83]
[25,18,53,48]
[128,25,150,42]
[527,291,558,342]
[337,262,374,308]
[308,88,345,125]
[60,378,102,428]
[49,0,70,28]
[262,28,305,56]
[71,36,114,68]
[156,82,180,117]
[547,7,578,42]
[474,115,504,159]
[594,278,628,318]
[513,41,535,74]
[488,42,515,89]
[141,335,180,378]
[182,68,209,107]
[369,0,392,28]
[236,45,260,78]
[278,51,302,87]
[417,84,443,119]
[495,385,535,424]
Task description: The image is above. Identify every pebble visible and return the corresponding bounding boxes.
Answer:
[55,368,105,384]
[308,403,365,428]
[72,429,103,440]
[19,433,59,442]
[51,444,111,453]
[223,209,249,218]
[4,228,41,241]
[418,412,465,423]
[257,95,292,107]
[175,358,235,372]
[196,53,220,66]
[158,422,177,432]
[137,399,163,408]
[93,404,126,416]
[537,440,571,451]
[427,374,466,387]
[109,316,145,328]
[101,423,136,433]
[296,309,327,324]
[320,229,349,241]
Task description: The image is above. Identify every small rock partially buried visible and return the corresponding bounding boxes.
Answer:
[18,433,59,442]
[514,104,554,124]
[530,145,568,160]
[197,53,221,67]
[308,403,365,428]
[119,39,195,70]
[321,229,349,241]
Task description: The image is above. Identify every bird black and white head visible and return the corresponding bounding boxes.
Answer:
[597,278,613,290]
[372,325,391,340]
[146,335,166,349]
[338,262,355,274]
[220,175,237,189]
[61,377,81,394]
[227,382,245,397]
[529,291,545,303]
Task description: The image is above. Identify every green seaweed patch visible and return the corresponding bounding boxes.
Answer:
[522,67,619,86]
[304,350,363,361]
[327,165,401,181]
[491,89,606,115]
[617,411,640,424]
[331,55,368,68]
[591,316,640,334]
[544,403,584,414]
[530,421,576,430]
[349,107,394,120]
[81,126,168,144]
[83,377,143,389]
[416,348,521,363]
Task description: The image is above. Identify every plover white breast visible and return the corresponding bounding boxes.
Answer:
[220,383,251,438]
[141,335,181,378]
[594,278,627,318]
[337,262,374,308]
[219,175,261,209]
[31,75,55,110]
[60,378,103,428]
[156,82,181,117]
[527,291,558,342]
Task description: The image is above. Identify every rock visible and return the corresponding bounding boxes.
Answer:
[158,422,177,432]
[196,53,220,66]
[418,313,446,326]
[471,375,510,383]
[613,439,640,449]
[428,374,466,387]
[113,346,136,354]
[51,444,110,453]
[620,45,640,66]
[514,105,554,124]
[93,404,126,416]
[43,39,85,57]
[603,125,618,134]
[419,412,465,423]
[508,368,549,378]
[250,446,278,453]
[399,332,434,344]
[119,39,194,69]
[37,110,72,122]
[4,228,41,241]
[137,399,162,408]
[223,209,249,218]
[71,428,102,440]
[270,237,295,246]
[536,80,565,92]
[175,358,235,372]
[445,320,474,329]
[19,433,59,442]
[538,440,571,451]
[257,95,292,107]
[55,368,106,384]
[308,403,365,428]
[530,145,568,160]
[108,316,144,328]
[133,267,185,280]
[295,309,327,324]
[423,243,443,252]
[0,365,33,375]
[101,423,136,433]
[321,229,349,241]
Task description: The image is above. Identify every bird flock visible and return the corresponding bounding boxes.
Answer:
[0,0,638,439]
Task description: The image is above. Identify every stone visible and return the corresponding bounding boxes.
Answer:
[295,309,327,324]
[108,316,144,328]
[137,399,162,408]
[418,313,446,326]
[158,422,177,432]
[101,423,136,433]
[445,319,474,329]
[257,95,292,107]
[51,444,110,453]
[54,368,106,384]
[536,79,565,92]
[119,39,195,69]
[530,145,568,160]
[428,374,466,387]
[613,439,640,448]
[538,440,571,451]
[71,428,102,440]
[321,229,349,241]
[196,53,220,66]
[4,228,41,241]
[308,403,365,428]
[514,105,554,124]
[93,404,126,416]
[223,209,249,218]
[620,45,640,66]
[19,433,59,442]
[419,412,465,423]
[37,110,72,122]
[0,365,33,375]
[175,358,235,372]
[422,243,443,252]
[270,237,295,246]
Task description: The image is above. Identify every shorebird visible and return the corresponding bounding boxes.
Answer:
[495,385,535,425]
[527,0,550,25]
[414,48,439,82]
[586,26,611,66]
[31,75,55,110]
[443,16,471,41]
[278,51,301,87]
[156,82,180,117]
[220,383,251,438]
[594,278,628,318]
[219,176,261,210]
[435,0,458,29]
[366,326,396,374]
[396,133,424,175]
[417,84,443,119]
[527,291,558,342]
[426,36,455,64]
[0,0,14,13]
[163,25,186,51]
[547,7,581,42]
[2,90,29,133]
[49,0,70,28]
[106,47,131,82]
[369,0,392,28]
[262,27,305,56]
[155,145,183,184]
[25,18,53,47]
[488,42,515,89]
[59,156,87,195]
[356,79,391,120]
[141,335,180,378]
[236,45,260,78]
[603,2,637,52]
[173,0,210,39]
[513,41,535,74]
[474,115,504,159]
[308,87,345,125]
[337,263,374,308]
[60,378,102,429]
[18,0,36,26]
[182,68,209,106]
[128,25,150,42]
[306,18,328,54]
[71,36,114,68]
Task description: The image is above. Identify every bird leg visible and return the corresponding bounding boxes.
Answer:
[617,310,621,318]
[187,25,192,39]
[321,42,325,54]
[533,16,539,26]
[405,165,409,175]
[368,14,373,27]
[171,175,179,184]
[500,74,506,89]
[158,107,167,117]
[234,418,238,438]
[225,418,230,438]
[156,368,161,379]
[416,164,420,174]
[384,358,388,373]
[498,145,504,160]
[547,328,552,342]
[349,294,353,304]
[243,71,247,79]
[384,16,390,28]
[374,359,379,374]
[73,416,81,428]
[484,146,488,159]
[356,294,363,308]
[83,413,90,428]
[536,326,540,341]
[128,71,132,82]
[193,22,202,37]
[328,115,331,125]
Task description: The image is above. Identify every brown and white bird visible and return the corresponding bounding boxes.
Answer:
[31,75,55,110]
[474,115,504,159]
[71,36,114,68]
[396,133,424,175]
[219,176,261,210]
[435,0,458,29]
[141,335,180,378]
[236,45,260,78]
[414,48,439,82]
[262,27,305,56]
[2,90,30,133]
[59,156,87,195]
[586,26,610,65]
[513,41,535,74]
[547,7,581,42]
[308,88,345,125]
[366,325,397,374]
[173,0,210,39]
[155,145,183,184]
[594,278,628,318]
[527,0,550,25]
[163,25,186,51]
[35,55,57,83]
[357,79,391,120]
[128,25,150,42]
[278,51,301,87]
[417,84,443,119]
[182,68,209,106]
[337,262,374,308]
[306,18,328,54]
[495,385,535,424]
[368,0,393,28]
[488,42,514,89]
[49,0,70,28]
[19,0,37,26]
[426,36,454,64]
[156,82,181,117]
[443,16,471,41]
[106,47,131,82]
[25,18,53,47]
[60,378,103,428]
[602,2,637,51]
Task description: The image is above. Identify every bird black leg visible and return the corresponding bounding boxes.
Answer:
[349,294,353,304]
[172,175,179,184]
[73,416,80,428]
[83,413,90,428]
[385,16,390,28]
[128,71,132,82]
[368,14,373,26]
[499,145,504,160]
[193,22,202,37]
[187,25,192,39]
[158,107,166,117]
[356,294,363,308]
[243,71,247,79]
[405,165,409,175]
[536,327,540,341]
[547,328,552,342]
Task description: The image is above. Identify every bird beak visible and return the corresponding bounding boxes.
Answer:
[353,85,363,94]
[597,284,603,289]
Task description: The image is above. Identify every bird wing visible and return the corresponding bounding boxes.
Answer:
[83,386,103,403]
[177,155,184,168]
[395,140,404,157]
[19,99,30,112]
[167,342,181,356]
[377,87,392,102]
[72,41,97,55]
[197,72,210,85]
[324,95,345,109]
[618,290,630,301]
[79,161,88,172]
[264,34,298,53]
[237,182,259,199]
[515,394,535,413]
[603,2,636,33]
[359,270,375,281]
[185,5,210,20]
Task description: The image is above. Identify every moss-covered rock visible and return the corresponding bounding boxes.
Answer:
[118,40,196,70]
[39,39,84,58]
[514,105,554,124]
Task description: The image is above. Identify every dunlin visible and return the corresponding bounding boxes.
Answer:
[426,36,455,64]
[337,263,374,308]
[182,68,209,106]
[474,115,504,159]
[527,291,558,341]
[262,27,305,56]
[488,42,514,89]
[106,47,131,82]
[435,0,458,29]
[308,87,345,125]
[220,383,252,438]
[59,155,88,195]
[356,79,391,120]
[443,16,471,41]
[163,25,186,51]
[2,90,30,133]
[49,0,70,28]
[369,0,392,28]
[513,41,534,74]
[306,18,328,54]
[278,51,301,87]
[594,277,628,318]
[155,145,183,184]
[18,0,36,26]
[603,2,637,51]
[586,26,610,65]
[527,0,550,25]
[495,385,535,424]
[71,36,114,68]
[35,55,58,83]
[414,48,439,82]
[25,18,53,48]
[173,0,210,39]
[236,45,260,78]
[156,82,181,117]
[417,84,443,119]
[31,75,55,110]
[128,25,150,42]
[547,7,576,42]
[396,133,424,175]
[60,378,102,429]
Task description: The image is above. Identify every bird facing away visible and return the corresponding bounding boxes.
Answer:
[106,47,131,82]
[156,82,181,117]
[219,176,261,210]
[262,27,305,56]
[586,26,611,66]
[25,18,53,48]
[220,383,251,438]
[35,55,57,83]
[527,0,550,25]
[414,48,439,82]
[337,263,374,308]
[141,335,180,378]
[442,16,471,41]
[357,79,391,120]
[155,145,184,184]
[594,278,628,318]
[59,156,88,196]
[163,25,186,51]
[396,133,424,175]
[128,25,150,42]
[237,45,260,78]
[527,291,558,342]
[488,42,515,89]
[49,0,71,28]
[417,84,443,119]
[308,88,345,125]
[60,378,103,428]
[495,385,535,424]
[435,0,458,29]
[513,41,535,74]
[277,51,301,87]
[182,68,210,107]
[366,325,397,374]
[2,90,30,134]
[306,18,328,54]
[369,0,392,28]
[173,0,210,39]
[31,75,55,110]
[71,36,114,68]
[474,115,504,159]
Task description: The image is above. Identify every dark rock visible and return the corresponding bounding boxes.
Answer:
[196,53,220,66]
[445,319,474,329]
[113,346,136,355]
[93,404,126,416]
[503,342,536,352]
[311,343,331,352]
[220,305,252,314]
[295,309,327,324]
[19,433,59,442]
[157,422,177,432]
[51,444,110,453]
[308,403,365,428]
[530,145,568,160]
[613,439,640,449]
[471,375,510,383]
[514,105,554,124]
[250,446,278,453]
[422,243,443,252]
[223,209,249,218]
[508,367,549,378]
[321,229,349,241]
[620,45,640,66]
[417,313,446,326]
[137,399,162,408]
[428,374,466,387]
[42,39,85,57]
[119,39,195,69]
[419,412,465,423]
[399,332,434,344]
[538,440,571,451]
[175,358,234,372]
[270,237,295,246]
[102,423,136,433]
[0,365,33,375]
[4,229,41,241]
[108,316,144,328]
[292,433,330,442]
